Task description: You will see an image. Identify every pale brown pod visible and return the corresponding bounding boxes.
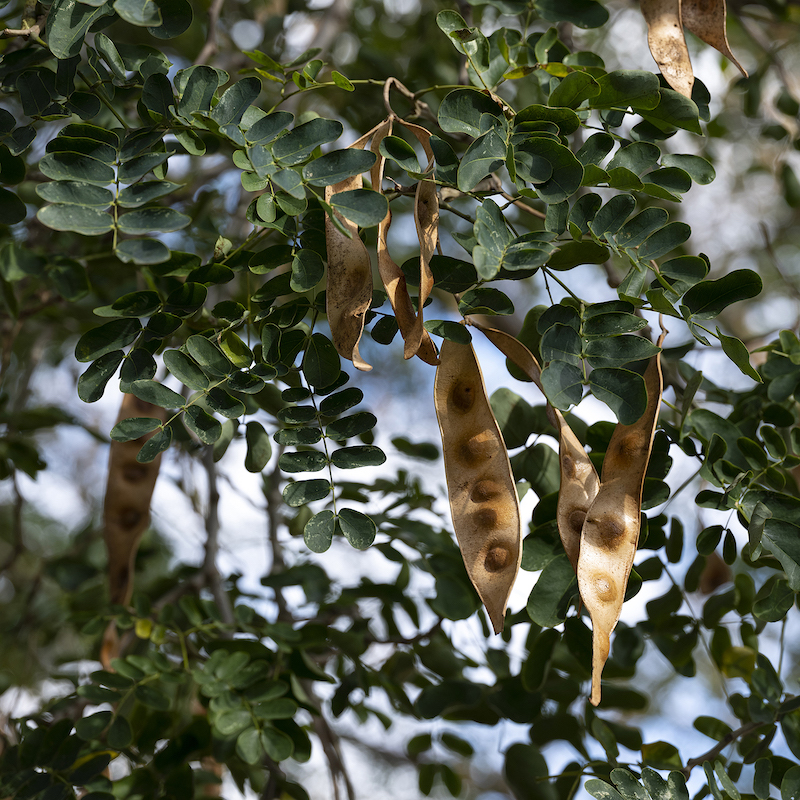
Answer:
[398,120,439,359]
[473,322,599,572]
[642,0,695,98]
[101,392,166,666]
[371,119,439,366]
[325,128,381,372]
[682,0,747,77]
[577,332,665,706]
[434,338,521,633]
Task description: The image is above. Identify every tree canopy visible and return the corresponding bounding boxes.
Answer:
[2,0,800,798]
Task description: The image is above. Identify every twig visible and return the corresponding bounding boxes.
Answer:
[306,683,355,800]
[682,720,764,775]
[383,77,435,122]
[760,222,800,301]
[202,449,235,628]
[195,0,225,65]
[499,190,546,220]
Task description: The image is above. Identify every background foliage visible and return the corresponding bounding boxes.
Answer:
[2,0,800,797]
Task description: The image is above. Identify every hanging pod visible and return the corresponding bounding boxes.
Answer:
[324,127,382,372]
[473,321,599,572]
[641,0,695,98]
[371,118,439,365]
[102,392,166,665]
[577,329,665,706]
[434,338,521,633]
[681,0,747,77]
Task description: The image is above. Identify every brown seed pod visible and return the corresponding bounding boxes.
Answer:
[434,338,521,633]
[324,129,379,372]
[473,321,599,572]
[682,0,747,77]
[577,331,665,706]
[641,0,695,98]
[101,392,166,666]
[371,119,439,366]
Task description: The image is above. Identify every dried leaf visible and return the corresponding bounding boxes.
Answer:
[577,331,665,706]
[474,322,599,572]
[641,0,695,98]
[324,130,376,372]
[434,338,521,633]
[372,118,439,365]
[682,0,747,77]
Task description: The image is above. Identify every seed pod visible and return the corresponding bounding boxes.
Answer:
[577,331,665,706]
[474,321,599,572]
[371,118,439,365]
[682,0,747,77]
[641,0,695,98]
[325,129,379,372]
[101,392,166,666]
[434,338,521,633]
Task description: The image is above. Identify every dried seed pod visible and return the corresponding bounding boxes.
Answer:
[325,129,379,372]
[642,0,695,98]
[371,119,439,365]
[474,322,599,572]
[577,332,665,706]
[434,338,521,633]
[101,392,166,666]
[682,0,747,77]
[398,120,439,360]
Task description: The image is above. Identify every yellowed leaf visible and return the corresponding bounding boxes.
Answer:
[434,338,521,633]
[577,333,665,706]
[682,0,747,77]
[641,0,695,98]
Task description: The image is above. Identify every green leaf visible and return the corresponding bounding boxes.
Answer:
[205,388,245,419]
[162,350,208,390]
[592,71,661,110]
[527,554,577,628]
[548,241,609,270]
[325,412,377,442]
[279,450,328,473]
[76,710,112,741]
[541,361,583,409]
[183,405,221,444]
[148,0,192,38]
[319,387,363,416]
[37,204,112,235]
[110,416,162,442]
[590,194,635,238]
[438,88,504,137]
[717,328,762,382]
[379,136,420,173]
[260,726,294,761]
[118,207,191,234]
[330,445,386,469]
[107,716,132,749]
[535,0,608,28]
[236,727,264,765]
[302,332,341,389]
[245,111,295,144]
[115,238,171,265]
[48,0,111,59]
[640,89,702,135]
[304,509,335,552]
[458,287,514,316]
[114,0,162,26]
[117,181,181,208]
[548,71,600,108]
[615,207,670,249]
[585,335,661,368]
[637,222,691,261]
[329,189,388,227]
[36,181,113,207]
[283,479,331,507]
[78,351,124,402]
[522,138,584,204]
[272,118,344,165]
[590,368,648,424]
[302,149,376,186]
[608,142,660,175]
[75,319,141,362]
[457,128,506,193]
[137,429,171,464]
[290,250,325,292]
[245,421,272,472]
[683,270,762,320]
[783,766,800,800]
[129,379,185,408]
[423,319,472,344]
[337,508,376,549]
[641,741,682,770]
[762,520,800,591]
[0,188,26,225]
[186,335,233,376]
[661,154,715,184]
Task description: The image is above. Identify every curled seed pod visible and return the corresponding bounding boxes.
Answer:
[101,392,166,666]
[641,0,695,98]
[682,0,747,77]
[324,129,379,372]
[577,330,665,706]
[398,120,439,361]
[473,321,599,572]
[434,338,521,633]
[371,119,439,365]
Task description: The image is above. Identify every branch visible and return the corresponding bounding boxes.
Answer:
[682,720,766,775]
[500,190,546,220]
[194,0,225,65]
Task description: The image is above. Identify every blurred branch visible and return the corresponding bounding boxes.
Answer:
[195,0,226,65]
[682,720,763,775]
[264,452,288,620]
[760,222,800,301]
[306,683,355,800]
[0,473,25,573]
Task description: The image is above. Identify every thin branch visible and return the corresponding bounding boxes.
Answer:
[499,190,546,220]
[195,0,225,65]
[682,720,764,775]
[264,451,288,620]
[306,682,355,800]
